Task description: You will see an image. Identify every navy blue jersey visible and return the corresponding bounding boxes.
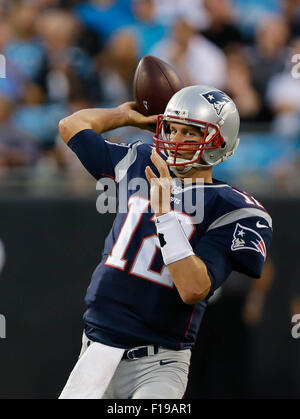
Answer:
[68,129,273,350]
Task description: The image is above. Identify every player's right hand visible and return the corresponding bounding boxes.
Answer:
[118,102,157,132]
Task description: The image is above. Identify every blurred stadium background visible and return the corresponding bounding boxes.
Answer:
[0,0,300,399]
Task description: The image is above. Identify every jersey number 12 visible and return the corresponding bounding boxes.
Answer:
[105,196,194,288]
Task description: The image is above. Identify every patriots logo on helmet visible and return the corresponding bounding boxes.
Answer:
[202,91,230,115]
[231,223,267,259]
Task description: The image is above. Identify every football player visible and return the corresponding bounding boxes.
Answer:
[58,86,272,399]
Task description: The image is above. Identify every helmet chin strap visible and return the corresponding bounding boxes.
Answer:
[166,156,193,173]
[167,156,213,175]
[169,164,192,175]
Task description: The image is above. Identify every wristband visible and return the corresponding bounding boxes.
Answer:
[155,211,195,265]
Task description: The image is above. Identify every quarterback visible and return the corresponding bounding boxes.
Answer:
[58,86,272,399]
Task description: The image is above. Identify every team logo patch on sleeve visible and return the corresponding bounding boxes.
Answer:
[202,91,230,115]
[231,223,266,259]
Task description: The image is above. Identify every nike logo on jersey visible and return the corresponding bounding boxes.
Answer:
[160,360,178,366]
[256,221,269,229]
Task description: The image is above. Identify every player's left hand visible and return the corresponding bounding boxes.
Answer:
[145,149,172,217]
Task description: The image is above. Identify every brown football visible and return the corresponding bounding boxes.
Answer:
[133,55,184,116]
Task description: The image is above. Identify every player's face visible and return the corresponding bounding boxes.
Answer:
[168,122,204,169]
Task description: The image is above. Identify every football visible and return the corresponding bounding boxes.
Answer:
[133,55,184,116]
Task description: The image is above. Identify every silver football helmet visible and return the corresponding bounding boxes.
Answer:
[153,85,240,174]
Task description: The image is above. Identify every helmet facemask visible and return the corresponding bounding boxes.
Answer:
[153,114,225,174]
